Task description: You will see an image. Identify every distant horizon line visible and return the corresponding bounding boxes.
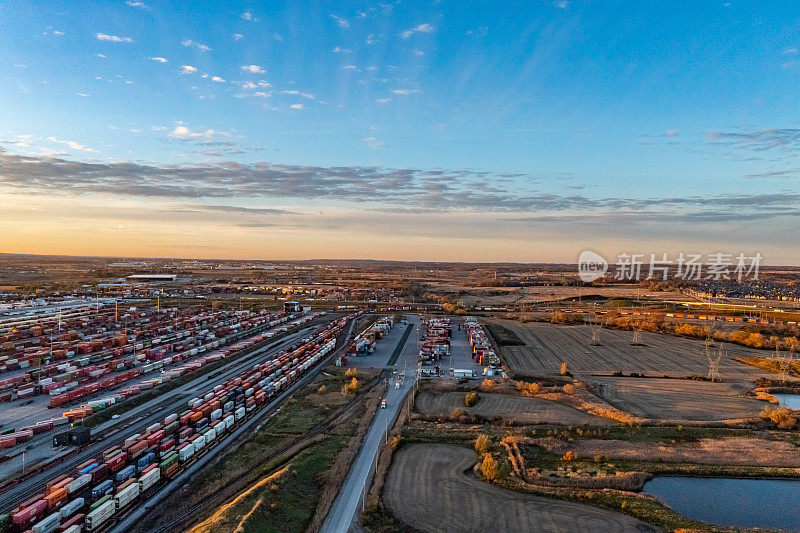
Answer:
[2,251,799,270]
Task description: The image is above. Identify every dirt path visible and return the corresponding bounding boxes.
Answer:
[415,391,612,426]
[383,443,661,533]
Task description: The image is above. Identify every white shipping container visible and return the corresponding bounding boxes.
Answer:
[138,467,160,492]
[67,474,91,494]
[31,512,61,533]
[114,483,140,510]
[192,435,206,452]
[60,497,85,519]
[178,444,194,461]
[86,499,115,531]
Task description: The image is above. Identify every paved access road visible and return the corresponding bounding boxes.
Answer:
[321,315,422,533]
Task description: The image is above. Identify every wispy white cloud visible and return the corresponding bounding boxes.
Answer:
[273,32,284,42]
[125,1,149,9]
[211,76,225,83]
[554,0,569,9]
[169,125,214,139]
[281,90,315,99]
[375,98,392,104]
[181,39,211,51]
[47,137,95,152]
[149,57,168,63]
[366,34,376,45]
[96,33,133,43]
[289,103,304,110]
[364,136,386,149]
[95,53,106,58]
[241,11,253,21]
[400,23,433,39]
[180,65,197,74]
[391,88,420,95]
[342,65,357,71]
[783,48,799,55]
[331,15,350,28]
[233,33,244,41]
[77,92,89,97]
[413,50,424,56]
[333,46,352,54]
[53,30,65,36]
[664,129,679,137]
[240,64,265,74]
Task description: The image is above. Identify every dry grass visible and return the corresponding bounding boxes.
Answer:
[535,435,800,467]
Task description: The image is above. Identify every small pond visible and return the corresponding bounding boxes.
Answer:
[773,393,800,410]
[644,476,800,531]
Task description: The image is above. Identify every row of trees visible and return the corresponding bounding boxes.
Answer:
[548,310,800,351]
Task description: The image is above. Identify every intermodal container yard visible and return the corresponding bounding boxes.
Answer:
[0,304,306,445]
[464,317,501,367]
[0,314,353,532]
[418,317,451,365]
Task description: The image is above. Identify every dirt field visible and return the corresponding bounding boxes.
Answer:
[495,320,769,381]
[538,436,800,467]
[383,443,660,533]
[590,377,767,421]
[415,390,612,426]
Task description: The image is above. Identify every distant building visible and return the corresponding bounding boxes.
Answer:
[126,274,178,282]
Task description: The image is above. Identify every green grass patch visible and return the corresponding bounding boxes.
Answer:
[208,436,348,533]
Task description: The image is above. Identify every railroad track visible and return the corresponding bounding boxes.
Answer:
[147,377,381,533]
[0,322,331,513]
[110,319,370,533]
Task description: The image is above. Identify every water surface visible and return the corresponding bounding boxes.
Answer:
[773,393,800,410]
[644,476,800,531]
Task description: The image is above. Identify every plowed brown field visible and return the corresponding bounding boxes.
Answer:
[383,443,660,533]
[415,390,612,425]
[496,321,767,381]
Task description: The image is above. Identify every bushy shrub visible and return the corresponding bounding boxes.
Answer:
[481,453,499,481]
[475,433,491,454]
[464,391,480,406]
[516,381,540,396]
[342,377,359,394]
[761,405,797,429]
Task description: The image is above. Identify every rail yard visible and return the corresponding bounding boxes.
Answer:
[3,256,800,532]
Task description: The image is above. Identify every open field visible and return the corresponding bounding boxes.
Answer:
[382,443,659,533]
[590,377,766,421]
[495,320,770,381]
[415,390,612,426]
[424,282,687,308]
[536,435,800,467]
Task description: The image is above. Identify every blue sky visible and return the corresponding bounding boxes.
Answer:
[1,1,800,262]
